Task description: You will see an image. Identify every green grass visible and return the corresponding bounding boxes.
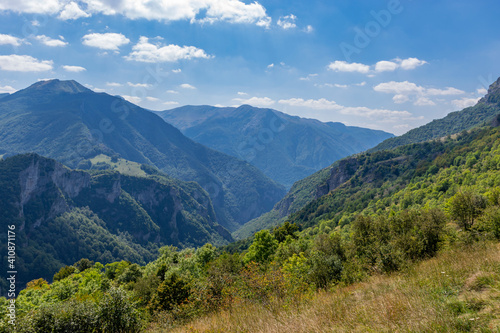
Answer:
[89,154,148,177]
[162,242,500,333]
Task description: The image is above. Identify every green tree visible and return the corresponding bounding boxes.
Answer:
[244,230,278,265]
[448,190,487,230]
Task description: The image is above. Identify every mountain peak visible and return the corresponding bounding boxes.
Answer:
[24,79,91,95]
[479,76,500,105]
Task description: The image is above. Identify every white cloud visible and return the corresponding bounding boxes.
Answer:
[125,37,210,63]
[146,96,159,102]
[0,0,62,14]
[180,83,196,90]
[374,60,398,72]
[425,87,464,96]
[279,98,341,110]
[82,33,130,51]
[400,57,428,70]
[0,55,53,72]
[277,14,296,29]
[166,90,179,94]
[339,106,412,118]
[83,0,270,26]
[0,85,16,93]
[31,20,40,26]
[304,25,314,33]
[355,81,366,86]
[0,34,23,46]
[121,95,141,104]
[233,96,275,107]
[477,88,488,95]
[127,82,152,88]
[106,82,122,87]
[393,94,410,104]
[328,61,370,74]
[59,2,90,20]
[299,73,318,81]
[374,81,424,95]
[36,35,68,47]
[278,97,412,119]
[172,69,182,73]
[414,97,436,106]
[451,97,480,109]
[237,91,248,96]
[330,57,427,75]
[374,80,465,106]
[267,63,275,69]
[163,101,179,106]
[62,65,86,72]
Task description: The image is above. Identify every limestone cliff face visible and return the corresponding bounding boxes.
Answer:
[17,154,90,229]
[3,153,231,247]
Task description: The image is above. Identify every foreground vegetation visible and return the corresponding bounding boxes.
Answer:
[168,241,500,332]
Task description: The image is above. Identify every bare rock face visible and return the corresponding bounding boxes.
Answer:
[479,77,500,105]
[17,155,90,225]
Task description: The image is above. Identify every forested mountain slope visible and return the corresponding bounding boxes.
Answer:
[156,105,393,188]
[0,80,285,231]
[0,153,231,294]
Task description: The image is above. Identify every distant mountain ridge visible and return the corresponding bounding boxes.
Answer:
[370,77,500,152]
[156,105,393,188]
[0,80,285,231]
[235,77,500,238]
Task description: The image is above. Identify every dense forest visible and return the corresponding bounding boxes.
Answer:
[2,124,500,332]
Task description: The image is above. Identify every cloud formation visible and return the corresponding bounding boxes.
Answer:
[0,0,270,26]
[59,2,90,20]
[233,96,275,107]
[82,33,130,50]
[0,34,23,46]
[373,81,465,106]
[36,35,68,47]
[328,61,370,74]
[451,97,480,109]
[125,37,211,63]
[62,65,86,72]
[278,97,412,119]
[0,55,53,72]
[0,85,16,93]
[277,14,296,29]
[329,58,427,75]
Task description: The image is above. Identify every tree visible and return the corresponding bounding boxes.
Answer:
[244,230,278,265]
[448,190,486,230]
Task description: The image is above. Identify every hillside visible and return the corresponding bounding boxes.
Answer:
[371,77,500,152]
[0,153,230,294]
[3,124,500,332]
[156,105,393,188]
[0,80,285,231]
[236,78,500,239]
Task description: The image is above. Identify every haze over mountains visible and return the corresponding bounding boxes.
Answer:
[0,79,285,231]
[157,105,393,188]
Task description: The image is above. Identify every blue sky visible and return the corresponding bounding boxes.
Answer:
[0,0,499,134]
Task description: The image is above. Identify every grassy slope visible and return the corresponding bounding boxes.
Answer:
[166,242,500,333]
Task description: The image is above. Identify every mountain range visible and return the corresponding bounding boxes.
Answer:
[0,79,285,232]
[156,105,393,188]
[235,76,500,239]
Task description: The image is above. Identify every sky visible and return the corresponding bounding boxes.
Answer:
[0,0,499,135]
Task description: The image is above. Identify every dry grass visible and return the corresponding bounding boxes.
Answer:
[147,242,500,333]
